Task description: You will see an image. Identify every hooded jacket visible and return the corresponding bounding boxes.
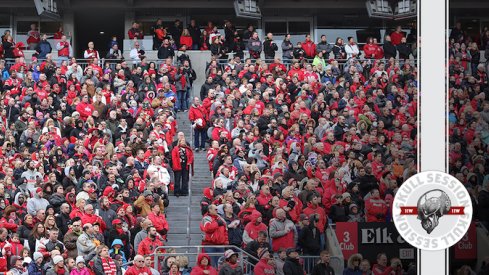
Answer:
[283,257,304,275]
[254,257,276,275]
[26,194,50,216]
[190,253,218,275]
[269,217,297,252]
[200,213,228,245]
[243,212,267,244]
[109,239,127,264]
[303,202,327,233]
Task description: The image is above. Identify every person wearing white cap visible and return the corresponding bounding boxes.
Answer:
[70,256,89,275]
[219,249,243,274]
[46,255,68,275]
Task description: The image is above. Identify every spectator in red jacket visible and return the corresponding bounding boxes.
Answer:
[365,189,388,222]
[243,211,268,245]
[372,252,394,275]
[363,37,384,59]
[254,248,276,275]
[302,34,316,59]
[137,226,164,266]
[190,253,218,275]
[200,204,228,265]
[147,204,169,237]
[126,255,153,275]
[128,22,144,40]
[179,29,193,50]
[75,95,94,121]
[188,97,208,151]
[390,26,405,46]
[269,208,297,252]
[171,138,194,197]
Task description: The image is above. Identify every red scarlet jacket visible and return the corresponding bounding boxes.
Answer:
[137,236,164,262]
[302,40,316,58]
[302,202,327,233]
[188,104,208,129]
[254,258,276,275]
[365,197,388,222]
[125,265,153,275]
[76,102,94,120]
[190,253,218,275]
[200,213,228,245]
[171,145,194,171]
[147,212,169,234]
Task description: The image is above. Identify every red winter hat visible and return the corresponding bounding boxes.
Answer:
[112,219,122,225]
[36,187,43,193]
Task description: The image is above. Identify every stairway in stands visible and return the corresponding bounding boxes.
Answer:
[165,110,213,252]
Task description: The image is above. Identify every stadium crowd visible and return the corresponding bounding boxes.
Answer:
[448,22,489,275]
[0,18,418,275]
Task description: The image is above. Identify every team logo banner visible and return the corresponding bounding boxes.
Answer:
[393,171,473,250]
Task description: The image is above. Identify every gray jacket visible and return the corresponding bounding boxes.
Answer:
[76,232,97,259]
[247,38,262,53]
[317,41,333,55]
[133,229,148,254]
[281,40,293,59]
[269,217,298,244]
[218,262,244,275]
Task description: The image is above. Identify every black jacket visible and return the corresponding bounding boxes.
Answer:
[383,41,397,59]
[299,224,321,255]
[263,39,278,58]
[283,257,304,275]
[478,190,489,223]
[157,45,175,60]
[397,43,412,59]
[312,262,335,275]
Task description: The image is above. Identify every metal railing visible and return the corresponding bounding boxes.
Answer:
[150,245,259,272]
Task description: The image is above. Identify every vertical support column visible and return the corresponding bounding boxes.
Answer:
[63,11,75,52]
[420,0,447,274]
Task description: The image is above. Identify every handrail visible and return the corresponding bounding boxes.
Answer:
[149,245,259,271]
[187,88,194,246]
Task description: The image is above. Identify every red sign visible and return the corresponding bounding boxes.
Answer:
[400,206,465,215]
[454,222,477,260]
[335,222,358,259]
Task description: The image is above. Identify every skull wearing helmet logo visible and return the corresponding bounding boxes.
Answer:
[417,190,451,234]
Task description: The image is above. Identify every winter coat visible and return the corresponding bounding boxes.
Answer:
[312,262,335,275]
[303,203,327,233]
[137,236,164,259]
[27,261,43,275]
[171,145,194,171]
[200,213,228,245]
[147,211,169,235]
[64,230,82,259]
[219,262,244,275]
[76,232,97,259]
[317,41,332,56]
[191,253,218,275]
[283,257,304,275]
[302,40,317,58]
[224,214,243,247]
[478,190,489,224]
[254,258,276,275]
[269,217,297,252]
[26,194,50,216]
[263,39,278,58]
[281,40,293,59]
[243,212,267,244]
[36,40,52,59]
[383,41,397,59]
[365,197,388,222]
[298,224,321,255]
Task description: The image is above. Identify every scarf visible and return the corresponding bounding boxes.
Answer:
[56,266,66,275]
[102,257,117,275]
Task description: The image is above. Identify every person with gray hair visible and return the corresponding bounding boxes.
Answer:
[478,177,489,230]
[125,254,152,275]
